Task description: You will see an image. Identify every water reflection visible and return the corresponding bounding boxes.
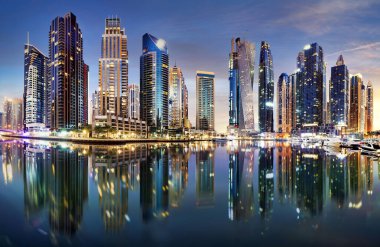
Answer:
[0,140,379,244]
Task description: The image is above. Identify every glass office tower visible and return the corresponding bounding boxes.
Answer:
[140,33,169,133]
[196,71,215,131]
[258,41,274,133]
[229,38,256,135]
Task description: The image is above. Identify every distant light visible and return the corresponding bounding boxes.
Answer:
[304,44,311,50]
[266,102,273,107]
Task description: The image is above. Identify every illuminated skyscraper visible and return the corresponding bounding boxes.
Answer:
[3,98,23,131]
[258,41,274,132]
[83,63,89,124]
[23,43,49,130]
[297,51,305,70]
[349,74,363,133]
[300,43,325,126]
[366,81,373,133]
[360,83,366,133]
[49,12,86,129]
[196,71,215,131]
[128,84,140,120]
[169,65,184,129]
[140,33,169,133]
[277,73,292,133]
[228,38,256,134]
[289,70,303,130]
[330,55,349,126]
[99,17,128,118]
[182,83,190,129]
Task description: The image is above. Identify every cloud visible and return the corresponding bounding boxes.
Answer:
[273,0,379,35]
[326,42,380,57]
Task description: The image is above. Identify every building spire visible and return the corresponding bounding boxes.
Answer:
[336,54,344,66]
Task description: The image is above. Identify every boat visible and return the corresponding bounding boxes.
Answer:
[361,142,380,153]
[341,138,362,149]
[322,137,342,148]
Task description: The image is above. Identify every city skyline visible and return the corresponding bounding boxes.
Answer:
[1,0,380,133]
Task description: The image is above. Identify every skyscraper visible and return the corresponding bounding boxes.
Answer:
[360,83,366,133]
[289,70,303,130]
[140,33,169,133]
[228,38,256,135]
[330,55,349,126]
[128,84,140,120]
[83,64,89,125]
[366,81,373,133]
[23,43,49,130]
[300,43,325,126]
[196,71,215,131]
[258,41,274,133]
[3,98,23,131]
[99,17,128,118]
[49,12,86,129]
[169,65,184,129]
[277,73,292,133]
[182,83,190,129]
[349,74,363,133]
[297,51,305,71]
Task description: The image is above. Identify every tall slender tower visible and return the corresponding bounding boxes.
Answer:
[229,38,256,135]
[49,12,86,129]
[349,74,363,133]
[99,17,128,118]
[140,33,169,133]
[258,41,274,132]
[366,81,373,133]
[169,65,184,129]
[360,83,366,133]
[277,73,292,133]
[182,83,189,129]
[196,71,215,131]
[330,55,349,126]
[300,43,324,126]
[128,84,140,120]
[24,42,49,130]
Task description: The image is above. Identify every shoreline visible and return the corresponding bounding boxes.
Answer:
[0,133,288,144]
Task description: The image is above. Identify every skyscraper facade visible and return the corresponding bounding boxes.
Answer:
[277,73,292,133]
[360,83,366,133]
[49,12,86,129]
[23,43,49,130]
[140,33,169,133]
[83,64,89,125]
[196,71,215,131]
[289,70,303,130]
[99,17,128,118]
[169,65,184,129]
[128,84,140,120]
[3,98,23,131]
[258,41,274,132]
[182,83,190,129]
[228,38,256,134]
[301,43,325,126]
[366,81,373,133]
[349,74,363,133]
[330,55,349,126]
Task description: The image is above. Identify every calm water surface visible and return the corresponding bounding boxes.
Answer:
[0,139,380,246]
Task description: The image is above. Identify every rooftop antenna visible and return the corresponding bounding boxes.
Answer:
[27,32,30,45]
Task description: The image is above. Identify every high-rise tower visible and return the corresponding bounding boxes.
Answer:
[330,55,349,126]
[140,33,169,133]
[49,12,86,129]
[23,42,49,130]
[99,17,128,118]
[258,41,274,132]
[229,38,256,135]
[196,71,215,131]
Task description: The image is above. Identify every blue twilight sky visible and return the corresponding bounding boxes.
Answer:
[0,0,380,132]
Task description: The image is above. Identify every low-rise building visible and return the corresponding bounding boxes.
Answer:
[94,115,147,138]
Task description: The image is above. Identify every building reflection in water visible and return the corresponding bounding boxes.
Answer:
[195,142,215,207]
[22,143,88,237]
[91,145,146,231]
[140,144,169,222]
[228,141,254,221]
[0,139,378,239]
[169,144,190,208]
